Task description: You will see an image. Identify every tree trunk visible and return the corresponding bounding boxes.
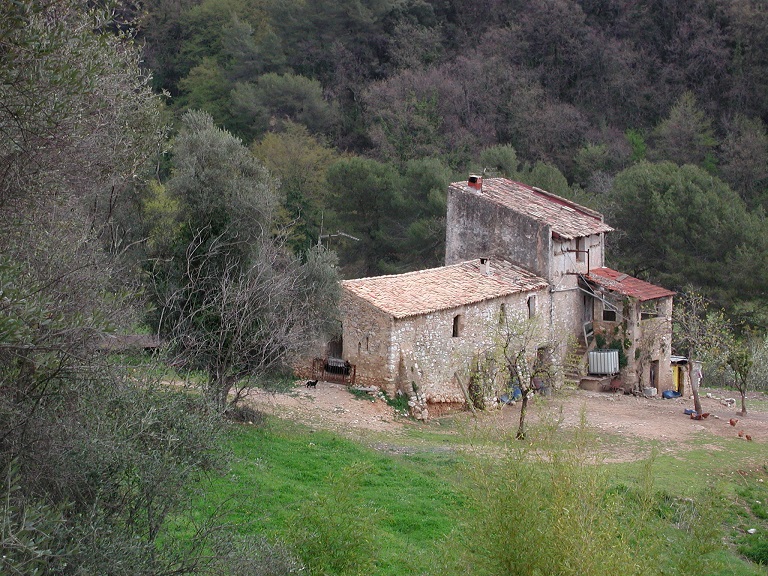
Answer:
[516,393,529,440]
[741,390,747,416]
[208,372,229,414]
[688,361,703,414]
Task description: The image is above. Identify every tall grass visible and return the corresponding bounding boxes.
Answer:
[436,414,760,576]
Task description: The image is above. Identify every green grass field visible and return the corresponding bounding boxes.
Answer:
[179,408,768,576]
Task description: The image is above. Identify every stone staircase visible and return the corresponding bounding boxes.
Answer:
[563,344,587,388]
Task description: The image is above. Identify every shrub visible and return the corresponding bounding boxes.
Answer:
[445,421,729,576]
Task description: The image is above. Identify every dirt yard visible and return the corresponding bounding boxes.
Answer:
[244,382,768,460]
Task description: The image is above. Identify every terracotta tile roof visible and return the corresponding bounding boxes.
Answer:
[450,178,613,240]
[586,267,675,301]
[342,259,548,319]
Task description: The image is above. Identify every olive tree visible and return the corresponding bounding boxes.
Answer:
[151,111,340,413]
[469,310,558,440]
[719,331,768,417]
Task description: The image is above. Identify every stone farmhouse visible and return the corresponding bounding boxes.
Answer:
[335,176,675,413]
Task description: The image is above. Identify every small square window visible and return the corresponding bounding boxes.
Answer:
[641,300,660,320]
[603,310,617,322]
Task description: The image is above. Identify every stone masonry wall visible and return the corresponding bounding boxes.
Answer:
[340,291,394,390]
[389,288,552,404]
[446,186,551,279]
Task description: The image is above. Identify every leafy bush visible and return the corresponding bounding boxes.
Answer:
[444,422,729,576]
[384,391,410,413]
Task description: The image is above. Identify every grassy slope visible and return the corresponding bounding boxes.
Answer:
[184,412,768,576]
[192,419,465,574]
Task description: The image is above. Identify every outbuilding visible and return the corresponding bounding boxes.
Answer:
[340,258,549,416]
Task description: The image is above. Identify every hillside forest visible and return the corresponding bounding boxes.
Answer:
[2,0,768,574]
[133,0,768,326]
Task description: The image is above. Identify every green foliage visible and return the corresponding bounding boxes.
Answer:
[719,114,768,209]
[609,162,755,302]
[325,156,401,276]
[177,57,232,128]
[167,109,277,243]
[175,0,267,79]
[396,157,451,269]
[446,426,732,576]
[0,468,68,575]
[479,144,520,178]
[519,160,572,197]
[251,123,339,251]
[626,129,648,163]
[572,141,628,187]
[142,179,182,252]
[384,392,410,413]
[650,92,718,169]
[231,73,337,141]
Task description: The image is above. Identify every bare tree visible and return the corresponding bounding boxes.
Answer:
[149,111,340,414]
[470,312,557,439]
[156,231,340,413]
[673,290,729,414]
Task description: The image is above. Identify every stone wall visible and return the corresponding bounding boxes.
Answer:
[445,186,551,279]
[342,284,555,406]
[340,291,394,389]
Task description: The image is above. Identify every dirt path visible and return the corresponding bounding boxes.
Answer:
[245,382,768,459]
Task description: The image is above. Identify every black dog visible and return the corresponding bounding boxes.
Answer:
[305,379,318,388]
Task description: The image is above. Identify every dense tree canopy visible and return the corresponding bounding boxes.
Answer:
[608,162,751,294]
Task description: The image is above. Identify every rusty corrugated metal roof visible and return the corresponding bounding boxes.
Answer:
[450,178,613,240]
[342,259,548,319]
[586,267,675,301]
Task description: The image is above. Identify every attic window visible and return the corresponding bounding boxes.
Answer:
[452,314,463,337]
[641,300,661,320]
[602,309,617,322]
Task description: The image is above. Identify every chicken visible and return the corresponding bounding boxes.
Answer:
[701,413,710,419]
[729,418,739,426]
[746,434,753,442]
[738,430,745,437]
